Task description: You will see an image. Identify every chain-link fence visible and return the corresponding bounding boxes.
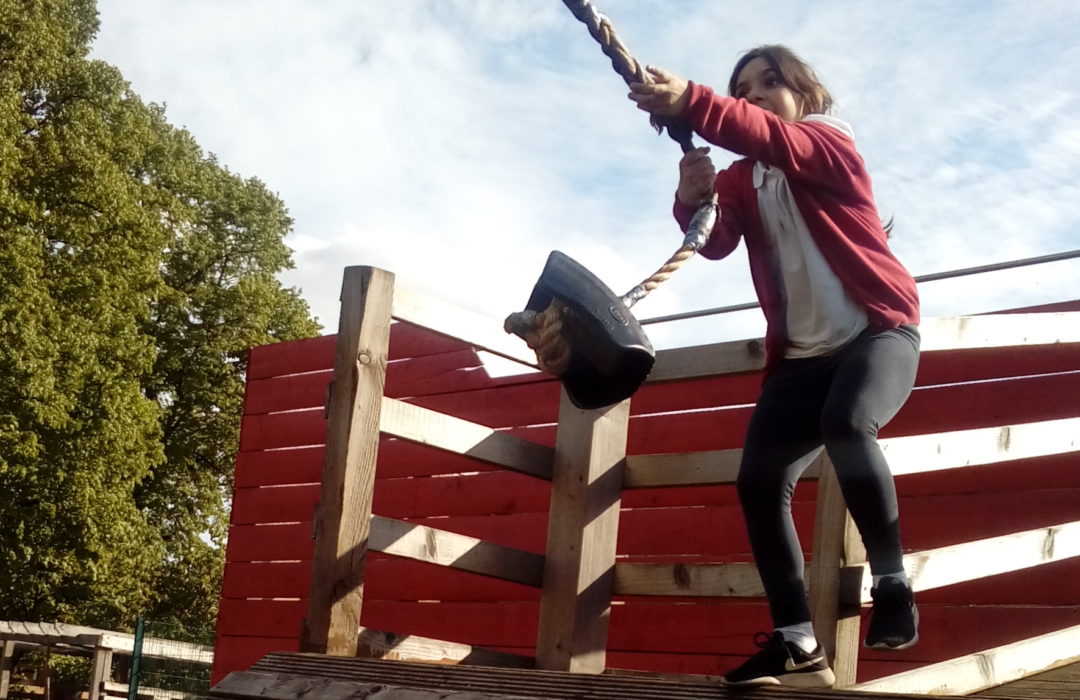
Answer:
[128,618,214,700]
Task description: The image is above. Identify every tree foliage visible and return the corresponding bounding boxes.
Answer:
[0,0,320,632]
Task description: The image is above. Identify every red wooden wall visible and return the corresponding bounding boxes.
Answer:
[213,305,1080,685]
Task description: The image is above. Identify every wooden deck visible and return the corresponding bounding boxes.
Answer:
[972,659,1080,698]
[209,653,931,699]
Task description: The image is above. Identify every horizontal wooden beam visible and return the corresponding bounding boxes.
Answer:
[613,562,763,597]
[646,313,1080,383]
[211,671,524,700]
[881,417,1080,476]
[648,338,766,382]
[391,284,539,368]
[0,622,212,663]
[841,520,1080,605]
[920,311,1080,352]
[356,628,534,668]
[380,397,554,480]
[622,416,1079,489]
[851,622,1080,695]
[369,515,545,587]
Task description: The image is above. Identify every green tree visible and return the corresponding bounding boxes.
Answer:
[0,0,319,632]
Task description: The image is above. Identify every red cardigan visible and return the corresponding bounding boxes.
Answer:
[673,82,919,375]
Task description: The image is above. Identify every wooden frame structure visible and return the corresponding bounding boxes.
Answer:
[214,265,1080,696]
[0,621,213,700]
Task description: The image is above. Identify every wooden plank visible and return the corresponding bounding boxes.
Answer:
[211,635,300,686]
[372,471,551,519]
[234,447,325,488]
[88,638,110,700]
[363,557,541,602]
[218,599,309,639]
[536,392,630,673]
[919,312,1080,352]
[239,408,326,452]
[225,522,313,563]
[379,397,555,481]
[356,627,534,668]
[807,453,865,688]
[385,348,548,399]
[613,562,764,597]
[646,314,1080,383]
[391,283,538,368]
[221,562,312,600]
[304,266,394,657]
[387,320,472,359]
[840,520,1080,605]
[851,623,1080,695]
[247,335,336,380]
[622,416,1080,490]
[369,515,545,587]
[648,338,767,382]
[882,417,1080,476]
[243,370,331,415]
[213,670,539,699]
[230,484,320,525]
[1,640,13,699]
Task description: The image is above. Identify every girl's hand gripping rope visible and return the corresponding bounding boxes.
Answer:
[628,66,691,118]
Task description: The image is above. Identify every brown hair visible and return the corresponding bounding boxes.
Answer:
[727,45,833,117]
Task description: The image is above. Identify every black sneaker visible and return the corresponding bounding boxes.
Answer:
[864,577,920,650]
[723,632,835,687]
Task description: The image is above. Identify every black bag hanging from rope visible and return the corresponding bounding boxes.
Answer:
[519,251,655,410]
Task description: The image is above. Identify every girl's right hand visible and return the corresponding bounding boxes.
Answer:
[677,147,716,204]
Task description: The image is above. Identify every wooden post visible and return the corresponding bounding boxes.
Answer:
[535,390,630,673]
[88,635,112,700]
[303,266,395,656]
[808,453,867,687]
[0,639,13,700]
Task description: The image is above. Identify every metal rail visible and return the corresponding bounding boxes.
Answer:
[639,248,1080,326]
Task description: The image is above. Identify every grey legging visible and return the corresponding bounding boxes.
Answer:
[737,324,920,627]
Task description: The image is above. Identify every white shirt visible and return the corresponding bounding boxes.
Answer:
[753,115,868,358]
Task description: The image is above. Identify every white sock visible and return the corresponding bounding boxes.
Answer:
[873,570,909,587]
[776,622,818,653]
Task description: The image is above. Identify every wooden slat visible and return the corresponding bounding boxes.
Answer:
[623,449,747,488]
[247,335,337,380]
[230,484,320,525]
[212,652,935,700]
[646,314,1080,383]
[391,283,539,368]
[536,392,630,673]
[369,515,545,587]
[919,312,1080,352]
[622,416,1080,489]
[883,417,1080,476]
[356,627,534,668]
[613,562,763,597]
[841,520,1080,605]
[221,562,313,600]
[211,635,301,685]
[852,623,1080,695]
[807,453,865,687]
[225,522,313,563]
[234,447,325,488]
[379,397,554,480]
[648,338,767,382]
[305,267,395,657]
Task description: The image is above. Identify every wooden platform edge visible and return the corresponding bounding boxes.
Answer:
[851,622,1080,695]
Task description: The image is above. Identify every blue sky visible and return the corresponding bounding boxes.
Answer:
[90,1,1080,350]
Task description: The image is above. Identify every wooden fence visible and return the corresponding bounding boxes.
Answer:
[213,266,1080,695]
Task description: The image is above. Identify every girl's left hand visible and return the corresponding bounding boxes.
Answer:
[628,66,690,117]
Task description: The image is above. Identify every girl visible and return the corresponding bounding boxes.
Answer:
[628,46,920,688]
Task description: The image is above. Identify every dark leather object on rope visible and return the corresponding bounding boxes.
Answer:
[519,251,654,410]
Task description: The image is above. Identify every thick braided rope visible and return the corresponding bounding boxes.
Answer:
[508,1,716,375]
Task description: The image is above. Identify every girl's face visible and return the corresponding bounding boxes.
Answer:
[733,57,803,122]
